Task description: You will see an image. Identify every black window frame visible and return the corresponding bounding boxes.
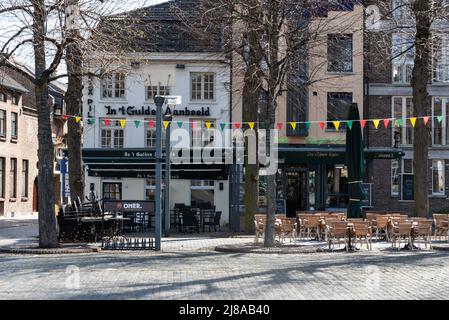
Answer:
[326,92,353,130]
[0,157,5,198]
[11,112,18,140]
[327,34,353,73]
[10,158,17,199]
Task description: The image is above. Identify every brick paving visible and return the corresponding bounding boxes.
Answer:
[1,218,449,299]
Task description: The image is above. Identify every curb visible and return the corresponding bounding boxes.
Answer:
[214,244,324,254]
[431,245,449,252]
[0,246,101,255]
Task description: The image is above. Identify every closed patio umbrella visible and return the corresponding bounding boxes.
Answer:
[346,103,366,218]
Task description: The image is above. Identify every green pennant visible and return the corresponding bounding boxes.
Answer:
[220,123,227,131]
[438,116,443,123]
[305,122,311,129]
[88,118,95,125]
[395,119,402,127]
[177,121,183,128]
[134,120,141,128]
[347,121,353,130]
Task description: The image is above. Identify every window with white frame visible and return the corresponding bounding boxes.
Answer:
[432,97,449,145]
[432,159,445,195]
[101,72,126,99]
[433,34,449,83]
[391,159,400,196]
[191,180,214,208]
[392,0,413,22]
[392,33,415,83]
[145,178,155,201]
[146,84,171,101]
[191,119,216,147]
[145,118,166,148]
[191,73,215,101]
[0,92,6,103]
[100,120,124,148]
[392,97,413,146]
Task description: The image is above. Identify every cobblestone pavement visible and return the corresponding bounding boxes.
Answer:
[1,218,449,299]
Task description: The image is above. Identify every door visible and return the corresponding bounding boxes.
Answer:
[102,182,122,200]
[286,171,308,217]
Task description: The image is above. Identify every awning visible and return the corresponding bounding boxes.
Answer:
[278,145,404,165]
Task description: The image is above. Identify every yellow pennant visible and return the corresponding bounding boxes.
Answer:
[333,121,340,131]
[290,122,297,130]
[373,119,380,129]
[205,121,212,129]
[410,117,417,127]
[119,120,126,128]
[75,117,81,123]
[163,121,170,129]
[248,122,255,130]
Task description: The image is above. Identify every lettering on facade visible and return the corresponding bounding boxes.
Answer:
[105,106,211,117]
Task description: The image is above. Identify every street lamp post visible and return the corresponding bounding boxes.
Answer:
[154,96,165,251]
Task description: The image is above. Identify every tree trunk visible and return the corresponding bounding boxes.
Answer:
[33,0,59,248]
[66,0,84,203]
[411,0,431,217]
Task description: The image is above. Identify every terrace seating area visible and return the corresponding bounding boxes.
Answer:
[171,203,222,233]
[253,211,449,251]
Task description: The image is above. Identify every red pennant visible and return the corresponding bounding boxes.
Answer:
[319,122,325,130]
[277,123,283,130]
[191,121,197,129]
[360,120,367,129]
[383,119,390,128]
[62,115,68,121]
[149,120,155,128]
[423,117,430,126]
[104,119,110,127]
[234,123,241,129]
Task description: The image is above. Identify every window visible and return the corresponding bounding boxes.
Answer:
[392,33,415,83]
[100,120,124,148]
[11,95,19,105]
[145,178,156,201]
[21,160,28,198]
[327,93,352,130]
[10,158,17,198]
[0,158,4,198]
[327,34,353,73]
[191,73,215,101]
[0,92,6,103]
[103,182,122,200]
[146,85,170,100]
[392,97,413,146]
[391,159,400,196]
[326,165,349,208]
[392,0,413,22]
[433,34,449,83]
[432,160,445,195]
[432,97,449,145]
[191,119,216,147]
[11,112,18,139]
[145,118,166,148]
[101,72,125,99]
[191,180,214,208]
[0,110,5,138]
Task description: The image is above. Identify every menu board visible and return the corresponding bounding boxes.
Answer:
[276,199,286,214]
[401,174,414,201]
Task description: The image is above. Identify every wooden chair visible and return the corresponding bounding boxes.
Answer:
[280,217,297,243]
[352,221,372,250]
[391,222,413,251]
[373,215,390,241]
[433,214,449,241]
[302,215,322,240]
[347,218,365,222]
[413,219,433,249]
[254,215,267,243]
[326,221,348,252]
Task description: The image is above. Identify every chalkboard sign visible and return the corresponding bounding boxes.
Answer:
[360,183,373,208]
[401,174,414,201]
[276,199,286,214]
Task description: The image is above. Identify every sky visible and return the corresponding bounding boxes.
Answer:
[0,0,169,80]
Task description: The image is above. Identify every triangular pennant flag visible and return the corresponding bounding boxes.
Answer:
[347,121,353,130]
[191,121,197,129]
[163,121,170,129]
[119,119,126,128]
[234,123,241,129]
[395,119,403,127]
[277,123,283,130]
[62,115,68,121]
[410,117,417,128]
[134,120,141,128]
[360,120,367,129]
[289,122,297,130]
[220,123,227,131]
[248,122,255,130]
[423,117,430,126]
[88,118,95,125]
[383,119,390,128]
[149,120,155,128]
[438,116,443,123]
[319,122,326,130]
[75,117,81,123]
[305,122,311,129]
[205,121,212,129]
[373,119,380,129]
[333,121,340,131]
[177,121,183,128]
[103,119,110,127]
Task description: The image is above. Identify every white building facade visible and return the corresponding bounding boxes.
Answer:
[82,53,232,227]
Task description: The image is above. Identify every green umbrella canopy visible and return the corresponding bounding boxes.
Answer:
[346,103,366,218]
